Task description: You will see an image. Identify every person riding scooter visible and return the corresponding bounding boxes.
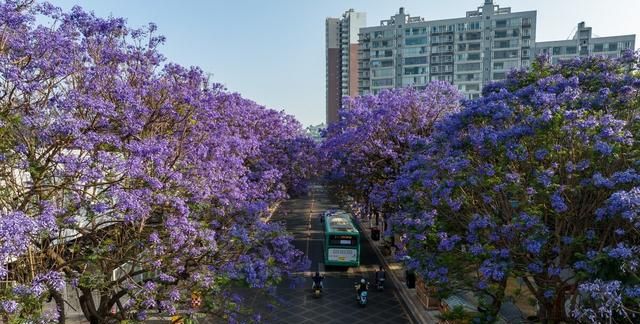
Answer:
[355,278,368,299]
[312,271,324,290]
[375,266,386,290]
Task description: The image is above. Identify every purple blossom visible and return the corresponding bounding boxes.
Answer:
[550,191,568,213]
[534,148,549,160]
[595,141,613,156]
[536,169,554,187]
[437,233,461,251]
[1,300,18,314]
[607,243,633,259]
[527,262,543,274]
[524,239,543,254]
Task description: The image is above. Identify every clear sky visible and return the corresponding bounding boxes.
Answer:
[48,0,640,127]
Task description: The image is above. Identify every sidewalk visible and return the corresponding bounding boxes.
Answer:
[356,218,440,324]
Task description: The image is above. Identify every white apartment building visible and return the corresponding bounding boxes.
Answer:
[358,1,536,99]
[536,22,635,64]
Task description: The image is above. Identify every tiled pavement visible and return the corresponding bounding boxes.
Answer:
[236,278,411,324]
[249,185,415,324]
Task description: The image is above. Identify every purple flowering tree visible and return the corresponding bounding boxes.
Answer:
[393,53,640,322]
[320,83,461,227]
[0,2,313,323]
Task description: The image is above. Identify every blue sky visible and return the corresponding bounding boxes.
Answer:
[49,0,640,127]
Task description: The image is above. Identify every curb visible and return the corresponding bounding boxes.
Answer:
[263,201,282,223]
[357,219,437,324]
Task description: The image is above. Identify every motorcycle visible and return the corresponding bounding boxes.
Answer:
[376,277,385,291]
[354,282,368,307]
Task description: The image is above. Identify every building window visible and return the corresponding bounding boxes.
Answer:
[467,53,481,60]
[608,43,618,51]
[457,62,481,72]
[494,50,519,59]
[372,78,393,87]
[593,43,604,52]
[403,46,427,56]
[372,68,394,78]
[580,46,588,54]
[466,84,480,91]
[404,67,427,75]
[495,20,507,28]
[552,47,561,55]
[405,56,428,65]
[465,32,482,41]
[565,46,577,54]
[371,59,394,68]
[405,37,428,45]
[456,73,480,81]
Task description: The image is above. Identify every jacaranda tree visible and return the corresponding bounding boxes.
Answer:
[0,1,314,323]
[393,53,640,323]
[320,83,462,226]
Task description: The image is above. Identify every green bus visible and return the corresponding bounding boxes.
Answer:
[323,210,360,267]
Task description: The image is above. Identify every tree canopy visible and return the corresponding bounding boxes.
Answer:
[0,1,315,323]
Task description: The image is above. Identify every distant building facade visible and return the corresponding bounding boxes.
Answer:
[535,22,635,64]
[325,9,366,124]
[358,1,536,100]
[326,1,637,123]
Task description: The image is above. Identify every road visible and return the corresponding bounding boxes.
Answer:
[239,184,414,324]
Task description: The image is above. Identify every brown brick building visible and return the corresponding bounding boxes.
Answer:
[325,10,366,125]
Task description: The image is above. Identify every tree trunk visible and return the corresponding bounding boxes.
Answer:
[489,279,507,322]
[538,291,567,323]
[51,290,66,324]
[79,289,101,324]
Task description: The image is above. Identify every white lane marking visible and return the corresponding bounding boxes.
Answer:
[305,188,315,262]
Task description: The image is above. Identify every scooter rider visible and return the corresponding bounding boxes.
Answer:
[312,271,324,290]
[356,278,368,299]
[375,266,386,283]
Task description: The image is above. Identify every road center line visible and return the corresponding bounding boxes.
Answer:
[305,188,315,260]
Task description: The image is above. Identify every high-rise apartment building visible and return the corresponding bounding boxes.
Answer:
[326,9,366,124]
[535,22,635,64]
[327,1,636,122]
[358,1,536,99]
